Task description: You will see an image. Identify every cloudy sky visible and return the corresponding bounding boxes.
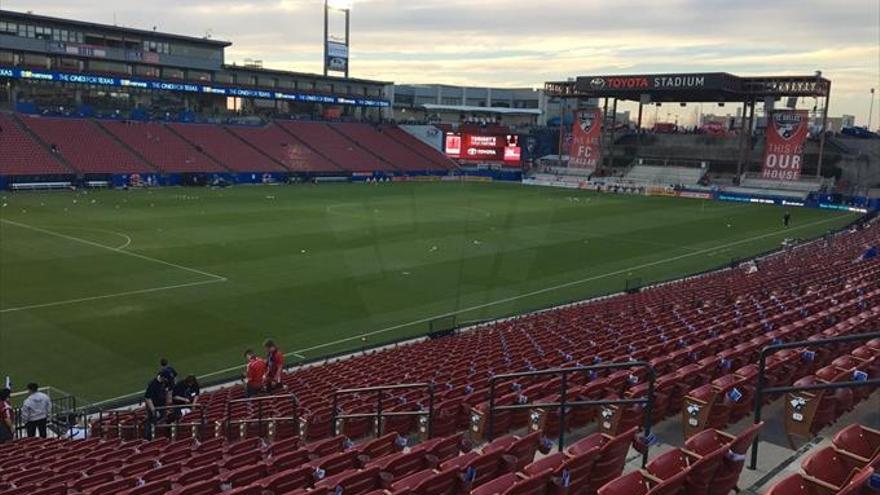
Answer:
[7,0,880,126]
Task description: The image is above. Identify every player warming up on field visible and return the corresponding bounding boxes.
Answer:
[264,339,285,392]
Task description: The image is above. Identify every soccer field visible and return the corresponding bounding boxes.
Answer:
[0,182,857,403]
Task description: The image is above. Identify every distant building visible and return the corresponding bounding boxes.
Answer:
[826,114,856,133]
[391,84,544,127]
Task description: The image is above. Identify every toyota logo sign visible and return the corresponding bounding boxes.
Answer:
[590,78,606,89]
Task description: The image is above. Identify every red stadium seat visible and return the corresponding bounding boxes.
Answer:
[570,427,637,492]
[389,468,459,495]
[258,466,314,494]
[120,480,171,495]
[832,423,880,461]
[167,479,223,495]
[84,477,139,495]
[764,473,813,495]
[800,446,865,490]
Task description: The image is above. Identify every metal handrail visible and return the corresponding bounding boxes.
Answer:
[487,361,656,467]
[227,393,298,405]
[332,382,434,439]
[335,383,430,394]
[224,393,298,441]
[748,331,880,470]
[145,403,206,441]
[12,394,78,440]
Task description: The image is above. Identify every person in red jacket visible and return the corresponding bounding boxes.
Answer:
[263,339,285,392]
[0,388,13,443]
[243,350,267,398]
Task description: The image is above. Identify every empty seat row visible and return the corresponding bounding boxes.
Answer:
[2,114,453,175]
[765,423,880,494]
[0,113,70,175]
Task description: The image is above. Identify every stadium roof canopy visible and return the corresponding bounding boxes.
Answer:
[421,103,542,115]
[1,9,232,47]
[545,72,831,103]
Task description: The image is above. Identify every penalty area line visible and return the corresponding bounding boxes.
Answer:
[0,219,229,313]
[0,219,226,281]
[0,278,227,314]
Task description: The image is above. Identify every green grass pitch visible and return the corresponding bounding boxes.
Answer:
[0,182,857,404]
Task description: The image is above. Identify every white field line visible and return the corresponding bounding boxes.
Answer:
[0,219,226,281]
[116,234,132,250]
[0,219,227,313]
[191,213,846,383]
[0,279,227,314]
[42,225,133,250]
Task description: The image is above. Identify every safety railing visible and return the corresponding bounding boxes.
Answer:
[331,383,434,439]
[96,403,205,441]
[748,331,880,470]
[485,361,656,466]
[149,404,207,441]
[224,394,298,441]
[13,394,78,440]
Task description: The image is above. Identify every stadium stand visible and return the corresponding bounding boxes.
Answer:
[731,174,827,200]
[99,121,226,174]
[331,123,444,172]
[623,164,706,186]
[0,114,458,176]
[382,126,456,170]
[166,124,288,173]
[0,114,70,176]
[17,116,154,174]
[225,124,343,173]
[276,121,393,173]
[738,176,825,193]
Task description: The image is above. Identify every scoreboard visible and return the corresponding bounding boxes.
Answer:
[445,132,521,166]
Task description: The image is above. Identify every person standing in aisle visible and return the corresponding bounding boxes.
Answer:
[21,383,52,438]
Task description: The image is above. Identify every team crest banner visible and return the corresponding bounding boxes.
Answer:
[762,110,808,181]
[569,108,602,170]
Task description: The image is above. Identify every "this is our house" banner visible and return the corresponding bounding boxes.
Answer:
[762,110,809,181]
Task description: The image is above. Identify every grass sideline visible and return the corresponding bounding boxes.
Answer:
[0,182,857,402]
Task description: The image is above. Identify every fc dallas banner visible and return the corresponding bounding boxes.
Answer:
[568,108,602,169]
[762,110,808,181]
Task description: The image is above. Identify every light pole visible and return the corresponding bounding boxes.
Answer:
[324,0,353,78]
[869,88,876,130]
